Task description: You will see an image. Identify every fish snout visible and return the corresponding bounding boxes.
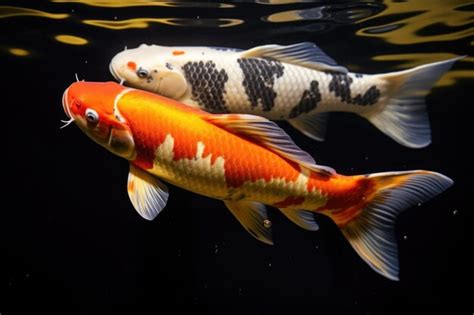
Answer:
[62,88,71,118]
[109,61,121,82]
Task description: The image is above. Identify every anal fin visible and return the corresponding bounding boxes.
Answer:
[288,112,329,142]
[279,208,319,231]
[224,200,273,245]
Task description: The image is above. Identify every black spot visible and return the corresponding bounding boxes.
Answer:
[352,85,381,106]
[289,80,321,118]
[182,61,229,112]
[327,72,380,106]
[237,58,284,112]
[355,73,363,78]
[328,72,353,103]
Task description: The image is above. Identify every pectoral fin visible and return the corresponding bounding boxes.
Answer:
[127,164,169,220]
[224,200,273,245]
[158,70,188,99]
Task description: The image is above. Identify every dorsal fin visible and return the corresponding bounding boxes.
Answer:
[241,42,348,73]
[204,114,335,176]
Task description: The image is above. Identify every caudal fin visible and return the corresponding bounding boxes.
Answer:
[364,57,462,148]
[337,170,453,280]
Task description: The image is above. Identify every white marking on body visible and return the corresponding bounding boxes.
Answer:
[196,141,205,158]
[113,88,132,122]
[147,134,325,207]
[149,135,228,199]
[236,168,325,208]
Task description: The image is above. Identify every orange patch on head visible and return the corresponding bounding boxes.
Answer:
[127,61,137,70]
[172,50,185,56]
[67,81,126,117]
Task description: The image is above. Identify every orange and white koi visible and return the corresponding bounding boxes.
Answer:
[110,43,462,148]
[62,81,453,280]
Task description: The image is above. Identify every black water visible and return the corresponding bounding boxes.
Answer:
[1,1,473,314]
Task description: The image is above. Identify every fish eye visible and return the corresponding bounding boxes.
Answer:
[85,108,99,124]
[136,67,149,78]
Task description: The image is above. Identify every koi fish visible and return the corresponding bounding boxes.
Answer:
[62,81,453,280]
[109,43,461,148]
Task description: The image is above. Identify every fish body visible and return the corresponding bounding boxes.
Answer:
[110,43,461,147]
[63,81,453,280]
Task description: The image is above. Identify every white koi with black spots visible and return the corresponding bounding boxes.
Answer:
[110,42,461,148]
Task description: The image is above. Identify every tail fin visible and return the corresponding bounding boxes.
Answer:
[337,170,453,280]
[363,57,462,148]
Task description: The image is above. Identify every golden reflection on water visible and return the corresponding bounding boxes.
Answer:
[83,18,243,29]
[3,2,471,86]
[8,48,30,56]
[373,53,473,87]
[262,6,374,23]
[254,0,307,4]
[373,53,473,68]
[0,6,69,19]
[436,70,474,87]
[357,0,473,45]
[55,35,89,45]
[51,0,234,8]
[263,9,313,23]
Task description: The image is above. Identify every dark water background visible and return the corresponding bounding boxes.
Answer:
[1,1,473,314]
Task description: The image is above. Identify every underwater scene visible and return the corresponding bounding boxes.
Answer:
[1,1,473,314]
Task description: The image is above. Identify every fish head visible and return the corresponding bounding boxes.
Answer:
[62,81,136,159]
[109,44,188,100]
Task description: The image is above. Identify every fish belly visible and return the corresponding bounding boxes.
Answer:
[144,133,326,208]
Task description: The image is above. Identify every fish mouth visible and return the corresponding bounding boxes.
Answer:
[109,61,124,83]
[62,88,71,118]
